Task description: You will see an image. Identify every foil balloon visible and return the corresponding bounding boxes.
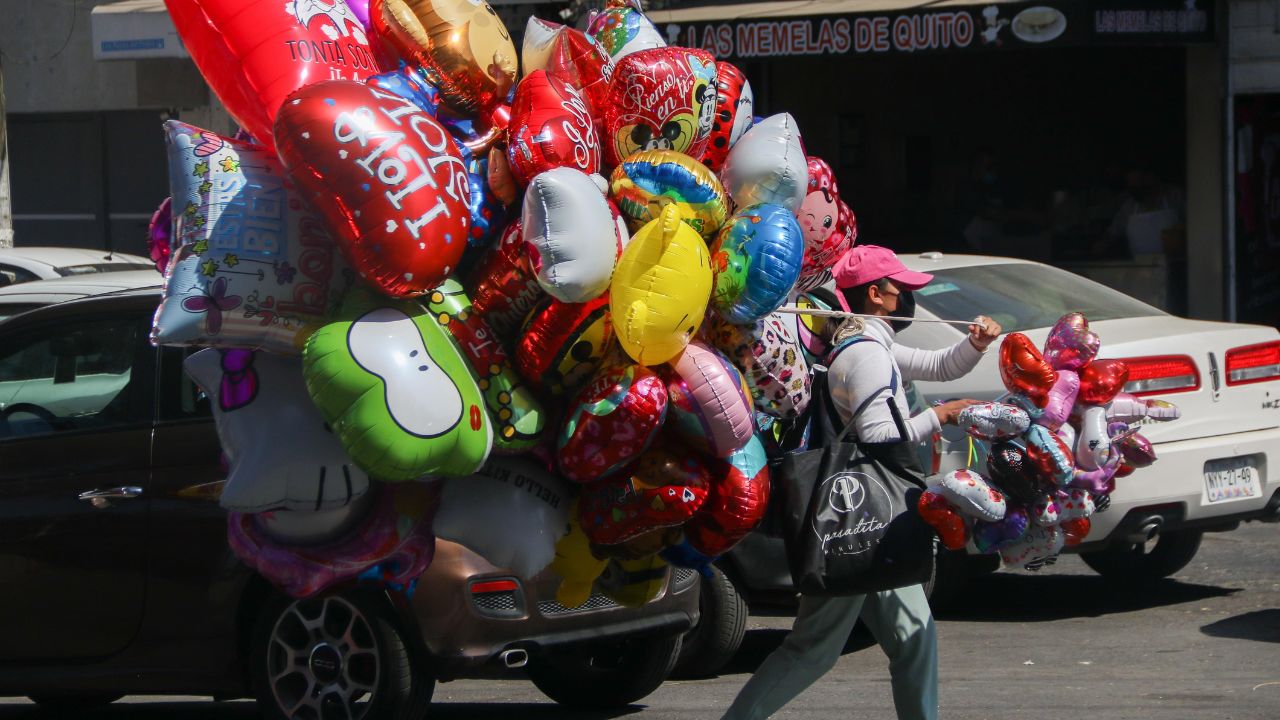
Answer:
[165,0,375,154]
[706,312,811,419]
[1025,425,1075,486]
[185,349,371,513]
[253,490,376,546]
[684,434,770,557]
[593,526,683,562]
[578,447,710,545]
[610,205,713,366]
[434,458,571,578]
[720,114,808,213]
[918,490,967,551]
[347,0,372,29]
[999,524,1064,570]
[536,24,615,134]
[274,80,471,298]
[227,482,437,598]
[521,16,563,74]
[598,555,667,607]
[972,507,1029,554]
[795,157,856,292]
[601,47,717,168]
[424,278,545,452]
[514,295,614,398]
[1043,312,1100,371]
[938,468,1006,522]
[956,402,1030,442]
[1070,456,1120,496]
[147,196,172,273]
[986,441,1052,505]
[1059,488,1096,520]
[1036,370,1080,431]
[1107,393,1181,423]
[487,147,518,205]
[998,333,1058,407]
[466,221,545,340]
[1074,405,1112,471]
[784,289,838,366]
[557,363,668,483]
[1057,421,1077,453]
[368,0,516,114]
[153,121,353,354]
[368,65,440,116]
[1061,517,1092,546]
[303,297,492,480]
[507,71,601,187]
[609,150,728,237]
[663,342,756,457]
[710,204,804,324]
[1030,495,1060,526]
[699,61,754,173]
[1079,359,1131,406]
[463,155,506,247]
[550,500,610,608]
[588,0,666,60]
[1117,431,1158,468]
[522,167,628,302]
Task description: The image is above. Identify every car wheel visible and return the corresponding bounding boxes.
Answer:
[673,566,747,678]
[527,631,682,709]
[1080,529,1203,582]
[251,592,433,720]
[28,693,123,710]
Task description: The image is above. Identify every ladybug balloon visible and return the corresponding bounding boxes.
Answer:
[274,81,470,298]
[699,61,754,173]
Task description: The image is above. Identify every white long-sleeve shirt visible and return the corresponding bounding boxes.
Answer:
[827,317,986,444]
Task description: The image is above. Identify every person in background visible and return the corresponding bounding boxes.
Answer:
[1106,163,1186,260]
[721,245,1001,720]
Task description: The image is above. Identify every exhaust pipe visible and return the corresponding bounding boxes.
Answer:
[1125,515,1163,544]
[500,649,528,669]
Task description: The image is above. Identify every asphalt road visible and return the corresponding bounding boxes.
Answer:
[2,522,1277,720]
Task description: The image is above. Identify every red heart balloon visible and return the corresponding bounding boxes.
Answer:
[274,80,471,298]
[1061,517,1091,546]
[999,333,1058,406]
[167,0,376,154]
[507,70,602,187]
[1078,359,1131,406]
[685,437,770,558]
[918,491,968,551]
[578,446,708,545]
[544,28,615,135]
[601,47,718,168]
[466,221,545,340]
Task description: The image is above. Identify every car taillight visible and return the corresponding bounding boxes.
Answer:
[1225,340,1280,386]
[470,578,524,618]
[470,579,519,594]
[1119,355,1200,397]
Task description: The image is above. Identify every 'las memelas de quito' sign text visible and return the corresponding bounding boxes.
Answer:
[661,0,1213,60]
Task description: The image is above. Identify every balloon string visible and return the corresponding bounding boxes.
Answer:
[774,307,983,328]
[967,436,977,469]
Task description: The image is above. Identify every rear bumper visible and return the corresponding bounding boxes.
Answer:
[1069,425,1280,550]
[402,542,700,678]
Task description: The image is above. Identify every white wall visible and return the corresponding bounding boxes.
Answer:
[1231,0,1280,92]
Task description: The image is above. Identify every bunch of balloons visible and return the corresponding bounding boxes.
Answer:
[150,0,857,604]
[917,313,1180,570]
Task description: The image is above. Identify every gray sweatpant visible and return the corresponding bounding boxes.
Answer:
[721,583,938,720]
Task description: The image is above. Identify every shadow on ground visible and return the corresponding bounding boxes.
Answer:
[936,571,1239,622]
[0,700,644,720]
[1200,608,1280,643]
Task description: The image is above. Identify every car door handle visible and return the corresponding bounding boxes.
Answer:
[78,486,144,501]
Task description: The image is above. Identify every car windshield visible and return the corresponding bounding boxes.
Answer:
[0,304,40,323]
[913,263,1165,333]
[56,263,153,276]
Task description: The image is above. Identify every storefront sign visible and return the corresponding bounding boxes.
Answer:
[662,0,1214,60]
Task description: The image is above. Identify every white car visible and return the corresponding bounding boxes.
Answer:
[892,253,1280,580]
[0,270,163,323]
[0,247,153,287]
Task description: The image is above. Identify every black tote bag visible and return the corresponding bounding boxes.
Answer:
[771,341,936,596]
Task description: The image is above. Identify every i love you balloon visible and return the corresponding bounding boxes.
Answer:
[275,80,471,298]
[166,0,376,153]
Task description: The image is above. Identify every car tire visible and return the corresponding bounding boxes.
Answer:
[528,631,682,709]
[1080,529,1203,582]
[28,693,123,710]
[673,566,747,678]
[250,592,433,720]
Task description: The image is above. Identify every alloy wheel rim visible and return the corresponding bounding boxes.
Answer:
[266,596,381,720]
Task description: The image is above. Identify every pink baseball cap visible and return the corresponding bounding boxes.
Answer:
[831,245,934,312]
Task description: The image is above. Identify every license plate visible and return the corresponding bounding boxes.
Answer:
[1203,456,1262,504]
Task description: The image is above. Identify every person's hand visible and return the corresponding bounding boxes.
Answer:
[968,315,1002,351]
[933,399,981,426]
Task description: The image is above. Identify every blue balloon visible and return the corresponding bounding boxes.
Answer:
[367,67,440,118]
[660,539,715,577]
[709,204,804,325]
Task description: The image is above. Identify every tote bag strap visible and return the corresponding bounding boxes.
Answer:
[819,336,907,444]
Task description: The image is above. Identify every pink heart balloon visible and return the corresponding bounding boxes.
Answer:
[1043,312,1100,371]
